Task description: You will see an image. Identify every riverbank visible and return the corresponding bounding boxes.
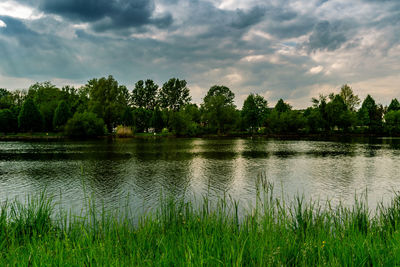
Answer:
[0,131,394,141]
[2,188,400,266]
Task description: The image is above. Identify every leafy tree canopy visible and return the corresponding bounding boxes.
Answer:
[339,84,360,111]
[158,78,191,111]
[86,75,129,132]
[53,100,72,130]
[388,98,400,112]
[241,93,268,131]
[18,98,43,132]
[274,99,291,113]
[132,79,159,110]
[65,112,105,137]
[204,85,235,106]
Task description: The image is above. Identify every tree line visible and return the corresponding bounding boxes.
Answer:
[0,76,399,137]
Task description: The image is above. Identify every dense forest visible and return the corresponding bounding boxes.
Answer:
[0,75,399,137]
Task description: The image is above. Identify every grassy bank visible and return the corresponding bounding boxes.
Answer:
[2,186,400,266]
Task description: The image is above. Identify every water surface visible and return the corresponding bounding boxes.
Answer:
[1,137,400,216]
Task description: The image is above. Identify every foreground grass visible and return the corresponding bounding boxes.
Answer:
[3,186,400,266]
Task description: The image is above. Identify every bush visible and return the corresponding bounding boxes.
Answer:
[65,112,105,137]
[115,125,133,137]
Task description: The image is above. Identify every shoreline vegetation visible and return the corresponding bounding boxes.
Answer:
[0,131,398,141]
[2,77,400,139]
[0,182,400,266]
[3,183,400,265]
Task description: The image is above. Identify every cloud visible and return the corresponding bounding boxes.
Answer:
[0,0,399,109]
[34,0,173,31]
[306,21,348,51]
[231,6,266,29]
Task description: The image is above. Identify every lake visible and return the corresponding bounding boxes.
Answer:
[1,137,400,217]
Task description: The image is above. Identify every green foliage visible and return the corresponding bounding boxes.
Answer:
[87,75,129,132]
[304,107,324,133]
[388,98,400,112]
[28,82,62,131]
[325,95,356,131]
[151,107,165,132]
[64,112,105,137]
[0,109,16,133]
[18,98,43,132]
[169,105,200,136]
[267,110,305,133]
[121,107,134,127]
[5,76,400,136]
[274,99,291,113]
[4,188,400,265]
[204,85,235,105]
[242,93,268,132]
[384,110,400,134]
[202,86,238,134]
[0,88,13,109]
[158,78,191,110]
[132,108,152,132]
[358,95,383,132]
[267,99,304,133]
[53,100,72,130]
[132,79,159,109]
[339,84,360,111]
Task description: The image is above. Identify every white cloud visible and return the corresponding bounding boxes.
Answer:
[0,1,42,20]
[309,65,324,74]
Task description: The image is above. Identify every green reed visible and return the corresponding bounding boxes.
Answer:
[1,182,400,266]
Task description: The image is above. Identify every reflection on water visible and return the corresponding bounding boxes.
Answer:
[1,137,400,216]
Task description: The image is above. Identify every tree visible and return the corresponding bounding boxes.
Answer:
[304,107,325,133]
[201,86,237,134]
[384,110,400,135]
[158,78,191,110]
[267,110,305,133]
[0,109,16,134]
[53,100,72,130]
[267,99,305,133]
[388,98,400,112]
[18,98,43,132]
[132,79,159,110]
[358,95,383,132]
[87,75,130,132]
[150,107,165,132]
[132,108,152,132]
[168,108,198,136]
[10,90,27,107]
[28,82,62,131]
[203,85,235,105]
[0,88,13,109]
[325,95,356,131]
[339,84,360,111]
[241,94,268,132]
[274,99,291,113]
[121,107,134,127]
[65,112,105,137]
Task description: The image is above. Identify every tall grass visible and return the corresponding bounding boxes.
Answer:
[2,182,400,265]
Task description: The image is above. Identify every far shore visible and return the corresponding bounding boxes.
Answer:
[0,132,398,141]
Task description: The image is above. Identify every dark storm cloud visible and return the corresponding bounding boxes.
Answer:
[0,16,87,79]
[24,0,173,31]
[1,0,400,107]
[306,21,348,51]
[231,7,266,29]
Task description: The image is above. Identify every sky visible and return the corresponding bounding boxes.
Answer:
[0,0,399,108]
